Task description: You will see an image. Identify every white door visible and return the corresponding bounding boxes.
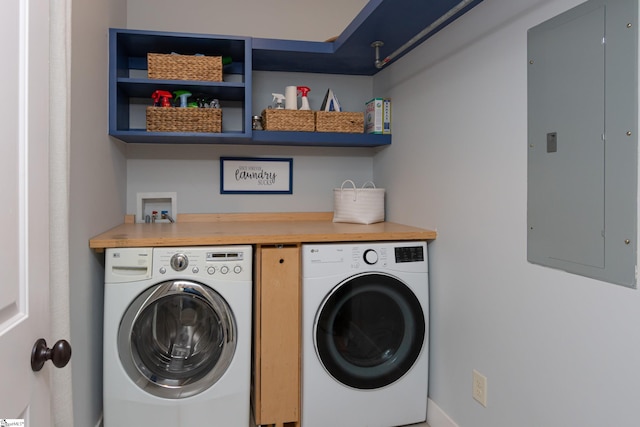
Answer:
[0,0,53,425]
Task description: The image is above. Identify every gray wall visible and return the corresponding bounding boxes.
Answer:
[127,0,368,41]
[374,0,640,426]
[69,0,127,426]
[126,145,374,214]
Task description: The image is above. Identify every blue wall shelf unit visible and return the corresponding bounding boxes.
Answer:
[108,0,482,147]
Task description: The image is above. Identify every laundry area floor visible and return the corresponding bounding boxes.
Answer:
[249,419,430,427]
[249,414,430,427]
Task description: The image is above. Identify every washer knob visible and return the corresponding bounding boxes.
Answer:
[207,266,216,275]
[363,249,378,265]
[220,265,229,274]
[234,265,242,274]
[170,253,189,271]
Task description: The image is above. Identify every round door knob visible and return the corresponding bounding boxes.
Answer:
[31,338,72,372]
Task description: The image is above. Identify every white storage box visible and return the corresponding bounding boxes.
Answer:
[365,98,391,134]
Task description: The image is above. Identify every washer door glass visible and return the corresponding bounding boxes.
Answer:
[314,273,425,390]
[118,280,236,399]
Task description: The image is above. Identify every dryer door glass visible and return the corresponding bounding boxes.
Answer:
[118,280,236,399]
[314,273,425,390]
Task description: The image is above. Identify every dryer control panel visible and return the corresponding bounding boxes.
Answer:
[303,241,428,277]
[394,245,425,263]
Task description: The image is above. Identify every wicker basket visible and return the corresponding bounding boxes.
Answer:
[147,53,222,82]
[315,111,364,133]
[146,107,222,133]
[262,109,315,132]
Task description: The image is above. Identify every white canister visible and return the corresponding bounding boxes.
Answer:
[285,85,298,110]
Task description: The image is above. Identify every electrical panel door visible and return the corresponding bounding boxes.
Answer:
[527,0,637,287]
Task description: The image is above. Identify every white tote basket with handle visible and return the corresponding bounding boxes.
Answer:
[333,180,385,224]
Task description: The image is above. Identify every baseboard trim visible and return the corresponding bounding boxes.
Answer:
[427,398,459,427]
[97,402,449,427]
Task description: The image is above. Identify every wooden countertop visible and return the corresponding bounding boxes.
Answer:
[89,212,437,251]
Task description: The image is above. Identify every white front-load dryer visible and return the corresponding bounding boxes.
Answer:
[103,246,252,427]
[302,241,429,427]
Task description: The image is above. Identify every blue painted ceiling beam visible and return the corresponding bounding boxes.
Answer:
[252,0,484,75]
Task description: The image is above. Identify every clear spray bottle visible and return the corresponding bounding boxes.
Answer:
[272,93,285,109]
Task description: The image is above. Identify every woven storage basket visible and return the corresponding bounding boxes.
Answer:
[262,109,315,132]
[146,107,222,133]
[147,53,222,82]
[315,111,364,133]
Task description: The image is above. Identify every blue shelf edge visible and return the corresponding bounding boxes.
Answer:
[109,130,250,144]
[109,130,391,147]
[251,131,390,147]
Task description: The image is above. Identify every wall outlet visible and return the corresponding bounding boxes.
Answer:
[472,369,488,407]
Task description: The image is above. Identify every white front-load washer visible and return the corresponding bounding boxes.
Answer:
[103,246,252,427]
[302,241,429,427]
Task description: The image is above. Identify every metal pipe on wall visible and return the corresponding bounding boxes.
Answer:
[374,0,476,69]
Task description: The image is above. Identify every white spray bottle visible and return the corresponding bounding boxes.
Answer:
[297,86,311,110]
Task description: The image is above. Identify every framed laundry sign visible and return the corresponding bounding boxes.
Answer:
[220,157,293,194]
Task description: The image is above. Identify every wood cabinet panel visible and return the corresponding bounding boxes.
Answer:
[253,244,300,426]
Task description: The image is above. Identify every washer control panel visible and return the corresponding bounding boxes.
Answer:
[153,246,252,281]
